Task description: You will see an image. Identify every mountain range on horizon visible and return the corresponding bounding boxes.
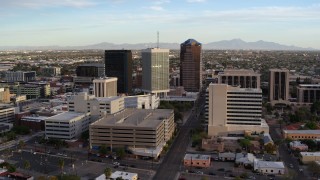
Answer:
[0,39,317,51]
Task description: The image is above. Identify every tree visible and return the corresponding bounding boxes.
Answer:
[24,160,31,171]
[239,139,251,151]
[115,177,124,180]
[264,143,277,154]
[305,121,318,130]
[58,159,64,174]
[99,144,108,155]
[308,161,320,178]
[6,131,16,141]
[104,167,112,179]
[116,148,126,159]
[18,140,25,149]
[311,101,320,114]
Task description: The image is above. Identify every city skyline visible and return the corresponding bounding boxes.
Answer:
[1,0,320,48]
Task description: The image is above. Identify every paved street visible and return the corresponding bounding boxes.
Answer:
[153,94,206,180]
[268,120,311,179]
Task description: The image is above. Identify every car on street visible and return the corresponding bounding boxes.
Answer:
[196,171,203,175]
[217,168,225,171]
[113,162,120,166]
[289,164,293,168]
[208,172,216,176]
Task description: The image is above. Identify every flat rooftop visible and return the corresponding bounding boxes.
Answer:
[95,96,122,102]
[219,69,260,75]
[300,152,320,156]
[184,154,211,160]
[254,160,284,169]
[46,112,87,122]
[283,130,320,134]
[92,109,173,128]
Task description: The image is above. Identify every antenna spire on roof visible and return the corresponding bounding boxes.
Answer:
[157,31,159,48]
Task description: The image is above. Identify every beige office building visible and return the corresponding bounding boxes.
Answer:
[93,77,117,97]
[90,109,175,157]
[142,48,170,97]
[68,92,124,121]
[0,87,11,103]
[45,111,91,140]
[0,105,15,123]
[269,69,289,105]
[218,69,260,89]
[208,84,268,137]
[297,84,320,103]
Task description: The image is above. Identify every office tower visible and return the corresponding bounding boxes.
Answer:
[218,69,261,88]
[297,84,320,103]
[74,63,105,85]
[76,63,105,77]
[142,48,170,97]
[207,84,268,137]
[180,39,202,92]
[93,77,117,97]
[105,50,133,94]
[5,71,36,83]
[269,69,289,105]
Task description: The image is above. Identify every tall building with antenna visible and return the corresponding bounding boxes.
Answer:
[180,39,202,92]
[142,48,170,97]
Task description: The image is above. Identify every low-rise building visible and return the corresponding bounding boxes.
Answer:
[253,159,285,175]
[0,123,13,135]
[283,130,320,140]
[202,137,241,152]
[89,109,175,158]
[263,133,274,145]
[0,105,16,123]
[235,153,256,167]
[0,87,11,103]
[110,171,138,180]
[45,112,91,140]
[300,152,320,164]
[21,115,47,131]
[124,94,159,109]
[219,152,236,161]
[68,92,124,121]
[289,141,308,151]
[184,154,211,168]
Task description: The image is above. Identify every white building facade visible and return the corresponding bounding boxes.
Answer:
[45,112,90,140]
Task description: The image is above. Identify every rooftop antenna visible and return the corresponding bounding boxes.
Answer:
[157,31,159,48]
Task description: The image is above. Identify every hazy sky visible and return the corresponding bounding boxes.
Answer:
[1,0,320,48]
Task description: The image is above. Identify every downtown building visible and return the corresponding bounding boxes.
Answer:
[105,50,133,94]
[93,77,118,97]
[89,108,175,158]
[180,39,202,92]
[142,48,170,97]
[269,68,290,106]
[218,69,260,88]
[297,84,320,103]
[5,71,36,83]
[207,84,268,137]
[74,63,105,86]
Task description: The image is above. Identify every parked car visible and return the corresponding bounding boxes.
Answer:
[217,168,225,171]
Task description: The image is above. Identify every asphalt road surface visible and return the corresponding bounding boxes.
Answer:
[153,94,205,180]
[268,122,311,179]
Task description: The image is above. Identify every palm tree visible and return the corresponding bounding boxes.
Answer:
[58,159,64,174]
[24,160,30,170]
[104,167,112,179]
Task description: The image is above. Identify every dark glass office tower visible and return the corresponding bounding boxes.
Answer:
[105,50,132,94]
[180,39,202,92]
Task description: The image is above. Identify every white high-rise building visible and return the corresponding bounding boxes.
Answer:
[93,77,117,97]
[142,48,170,97]
[208,84,268,137]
